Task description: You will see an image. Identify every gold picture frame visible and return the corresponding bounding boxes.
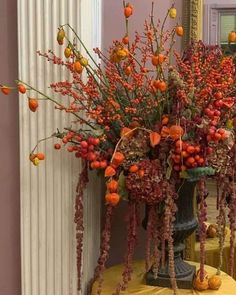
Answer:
[182,0,203,48]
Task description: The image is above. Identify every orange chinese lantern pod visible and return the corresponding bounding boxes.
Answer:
[105,193,120,206]
[18,84,26,94]
[208,275,222,290]
[169,7,177,18]
[169,125,184,140]
[36,152,45,160]
[124,4,133,18]
[73,61,83,74]
[112,152,125,166]
[28,98,39,112]
[1,86,11,95]
[120,127,132,137]
[129,164,139,173]
[105,165,116,177]
[158,81,167,92]
[193,270,209,291]
[151,55,159,66]
[64,47,72,58]
[228,31,236,43]
[176,26,184,37]
[57,28,65,45]
[149,132,161,147]
[106,179,119,193]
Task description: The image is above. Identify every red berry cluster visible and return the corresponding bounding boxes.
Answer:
[206,127,228,143]
[54,132,108,170]
[172,140,207,171]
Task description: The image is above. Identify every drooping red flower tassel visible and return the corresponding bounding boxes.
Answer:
[228,184,236,277]
[74,161,89,291]
[197,178,207,281]
[93,204,114,295]
[113,201,139,294]
[216,179,227,275]
[165,182,178,295]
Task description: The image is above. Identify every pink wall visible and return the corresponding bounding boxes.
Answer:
[0,0,21,294]
[102,0,183,266]
[102,0,183,51]
[0,0,184,291]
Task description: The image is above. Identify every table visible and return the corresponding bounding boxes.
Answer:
[194,232,236,279]
[92,260,236,294]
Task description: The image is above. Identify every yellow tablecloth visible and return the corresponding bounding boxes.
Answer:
[194,234,236,279]
[92,260,236,294]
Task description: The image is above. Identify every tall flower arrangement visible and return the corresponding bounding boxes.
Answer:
[1,1,236,294]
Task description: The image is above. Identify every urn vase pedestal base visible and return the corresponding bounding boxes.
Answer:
[145,181,198,289]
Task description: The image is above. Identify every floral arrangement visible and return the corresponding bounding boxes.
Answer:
[1,1,236,294]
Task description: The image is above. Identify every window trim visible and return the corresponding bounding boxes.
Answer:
[203,3,236,45]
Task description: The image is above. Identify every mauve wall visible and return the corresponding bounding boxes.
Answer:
[0,0,21,295]
[0,0,183,293]
[102,0,183,266]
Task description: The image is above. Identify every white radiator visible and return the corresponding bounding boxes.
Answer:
[17,0,101,294]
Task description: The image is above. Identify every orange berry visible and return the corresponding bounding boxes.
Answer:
[186,145,195,154]
[54,143,61,150]
[124,6,133,18]
[36,153,45,160]
[122,35,129,44]
[129,164,139,173]
[28,98,39,112]
[158,54,165,63]
[90,161,100,169]
[197,157,205,165]
[213,133,222,141]
[73,61,83,74]
[158,81,167,92]
[153,79,161,89]
[176,26,184,37]
[181,151,189,158]
[195,146,201,153]
[100,160,108,169]
[151,55,159,66]
[124,66,132,76]
[186,157,195,165]
[1,86,11,95]
[18,84,26,94]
